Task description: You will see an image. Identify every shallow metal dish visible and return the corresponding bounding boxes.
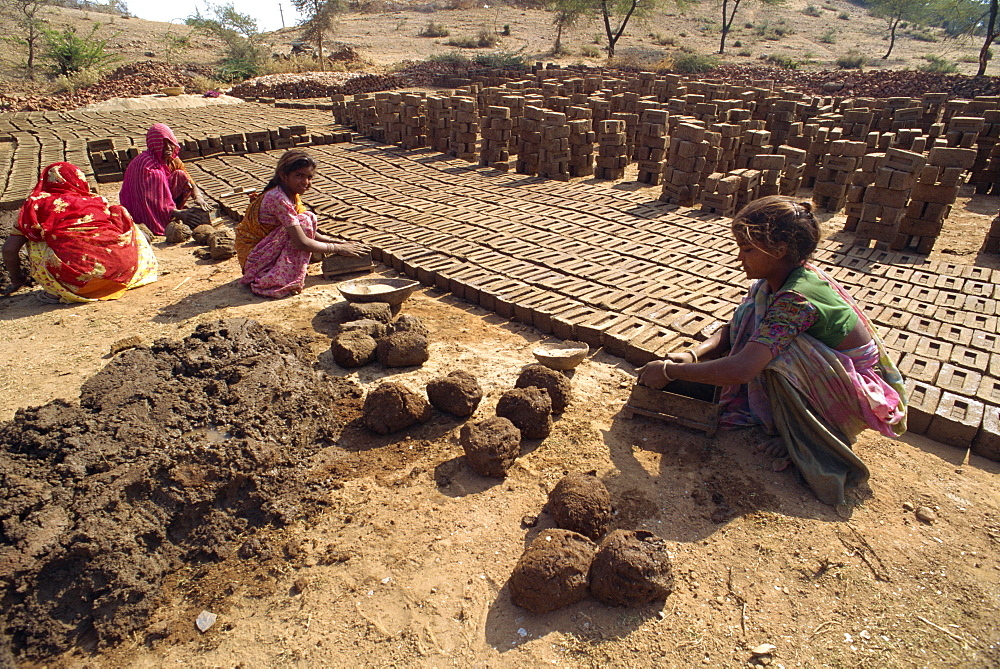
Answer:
[532,341,589,370]
[337,277,419,306]
[161,86,185,96]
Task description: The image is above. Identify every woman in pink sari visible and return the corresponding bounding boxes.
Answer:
[235,150,368,298]
[119,123,206,235]
[639,196,907,506]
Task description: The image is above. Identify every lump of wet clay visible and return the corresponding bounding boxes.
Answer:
[460,416,521,477]
[165,221,192,244]
[426,370,483,417]
[331,330,377,368]
[362,382,431,435]
[588,530,675,606]
[377,331,429,368]
[509,529,597,614]
[192,224,216,245]
[548,472,612,541]
[209,230,237,260]
[344,302,393,323]
[496,387,552,439]
[340,318,387,340]
[515,364,573,414]
[390,314,429,337]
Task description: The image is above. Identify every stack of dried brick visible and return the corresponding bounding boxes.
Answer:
[379,92,404,145]
[448,96,479,162]
[737,128,770,168]
[331,94,349,126]
[566,105,595,177]
[802,125,841,188]
[515,105,544,175]
[813,139,867,212]
[660,122,710,206]
[713,122,742,174]
[777,145,807,194]
[352,94,379,140]
[595,119,628,180]
[426,95,451,153]
[697,172,741,216]
[539,111,570,181]
[750,154,784,197]
[981,210,1000,253]
[896,145,978,253]
[401,93,427,150]
[635,108,669,185]
[852,148,926,246]
[480,105,513,170]
[969,110,1000,195]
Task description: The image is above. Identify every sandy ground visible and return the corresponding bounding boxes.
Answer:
[77,94,245,112]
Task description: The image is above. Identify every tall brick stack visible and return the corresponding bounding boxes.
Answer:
[566,105,595,177]
[426,95,451,153]
[895,145,977,252]
[448,96,479,162]
[516,105,544,175]
[501,94,525,157]
[802,125,841,188]
[969,110,1000,195]
[713,122,741,173]
[400,93,427,150]
[981,210,1000,253]
[813,139,867,212]
[595,119,628,180]
[538,110,570,181]
[660,122,709,206]
[612,111,639,162]
[379,92,404,145]
[635,108,669,185]
[480,105,513,170]
[737,128,770,168]
[697,172,741,216]
[844,151,883,231]
[750,153,784,197]
[777,145,807,194]
[851,147,926,246]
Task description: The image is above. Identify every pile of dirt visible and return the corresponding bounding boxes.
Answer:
[0,319,363,659]
[1,61,216,112]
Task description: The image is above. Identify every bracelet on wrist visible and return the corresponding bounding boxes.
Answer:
[683,348,699,364]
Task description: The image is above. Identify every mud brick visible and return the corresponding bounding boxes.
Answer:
[530,294,573,334]
[913,336,952,362]
[903,379,941,434]
[912,182,961,204]
[896,352,940,385]
[668,311,715,338]
[938,323,973,346]
[603,317,651,357]
[927,392,984,448]
[971,329,1000,352]
[624,325,682,366]
[907,315,941,338]
[576,310,630,347]
[882,329,918,354]
[973,405,1000,462]
[964,295,997,315]
[494,284,537,319]
[862,186,909,208]
[647,303,686,328]
[964,312,997,333]
[907,285,939,303]
[936,363,982,395]
[951,345,991,371]
[550,304,600,340]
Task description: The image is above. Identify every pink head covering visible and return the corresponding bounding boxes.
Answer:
[145,123,181,166]
[119,123,185,235]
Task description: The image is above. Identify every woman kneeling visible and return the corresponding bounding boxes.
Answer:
[235,150,368,298]
[639,196,907,506]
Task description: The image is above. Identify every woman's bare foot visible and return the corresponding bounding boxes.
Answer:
[756,437,791,471]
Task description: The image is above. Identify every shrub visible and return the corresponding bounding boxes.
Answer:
[651,32,676,46]
[910,30,940,43]
[919,54,957,72]
[836,50,867,69]
[502,24,510,36]
[762,53,799,69]
[187,74,220,93]
[672,52,719,73]
[473,50,527,68]
[738,48,752,57]
[445,29,499,48]
[592,33,604,44]
[754,20,794,40]
[42,24,119,76]
[732,39,743,47]
[580,45,601,58]
[838,11,849,19]
[50,66,102,93]
[427,52,472,66]
[819,28,836,44]
[419,21,449,37]
[803,5,821,16]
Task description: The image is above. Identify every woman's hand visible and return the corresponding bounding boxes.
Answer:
[329,241,370,257]
[637,360,672,389]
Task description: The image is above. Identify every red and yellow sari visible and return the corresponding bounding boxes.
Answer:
[16,162,158,302]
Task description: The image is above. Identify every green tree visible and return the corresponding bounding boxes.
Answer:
[292,0,345,70]
[42,23,119,76]
[6,0,47,79]
[869,0,931,59]
[186,3,266,81]
[719,0,785,54]
[548,0,589,54]
[598,0,660,57]
[976,0,998,75]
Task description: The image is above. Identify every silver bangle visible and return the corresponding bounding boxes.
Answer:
[683,348,699,363]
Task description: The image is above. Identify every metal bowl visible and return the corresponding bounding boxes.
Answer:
[337,278,419,306]
[532,341,589,370]
[161,86,184,96]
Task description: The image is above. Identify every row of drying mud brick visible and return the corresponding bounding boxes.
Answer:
[330,76,1000,255]
[184,139,1000,459]
[0,105,342,206]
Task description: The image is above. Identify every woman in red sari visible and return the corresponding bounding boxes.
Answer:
[1,162,158,303]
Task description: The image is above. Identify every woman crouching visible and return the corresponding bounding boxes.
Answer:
[639,196,907,506]
[235,150,368,298]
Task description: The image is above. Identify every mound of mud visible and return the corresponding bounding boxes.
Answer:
[0,319,363,660]
[588,530,675,607]
[460,416,520,477]
[548,472,612,541]
[515,364,572,414]
[508,529,596,614]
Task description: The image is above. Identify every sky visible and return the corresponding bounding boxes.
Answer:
[124,0,303,32]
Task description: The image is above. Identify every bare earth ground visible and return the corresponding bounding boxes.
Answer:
[1,159,999,666]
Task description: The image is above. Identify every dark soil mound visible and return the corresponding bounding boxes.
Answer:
[588,530,675,607]
[344,302,392,323]
[496,387,552,439]
[362,381,432,434]
[548,472,612,541]
[0,319,363,660]
[515,364,572,414]
[427,370,483,417]
[376,331,429,367]
[331,330,378,367]
[390,314,429,337]
[508,529,596,614]
[459,416,520,477]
